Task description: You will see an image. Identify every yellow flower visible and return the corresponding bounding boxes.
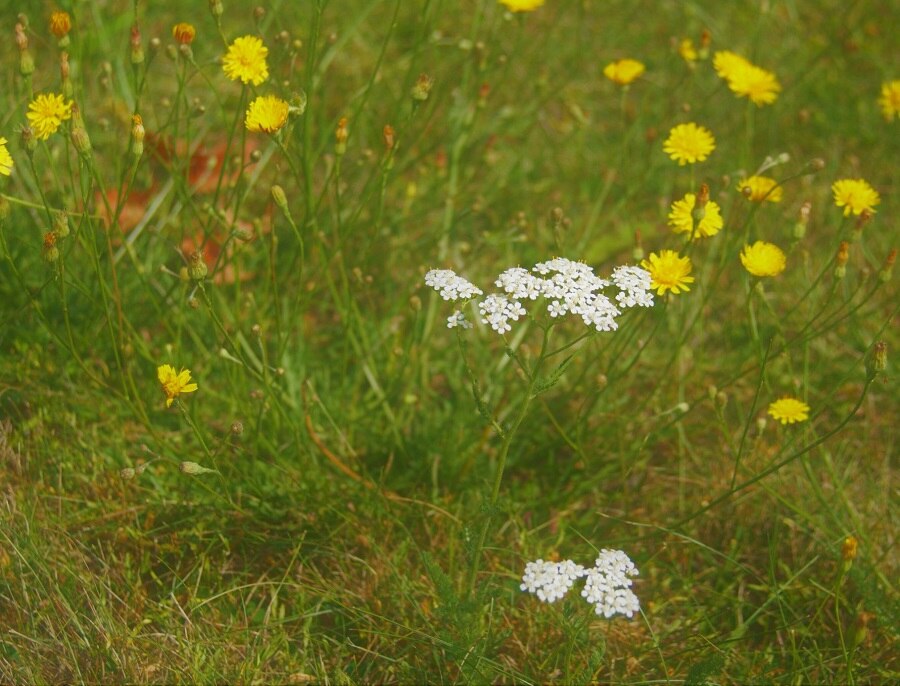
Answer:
[26,93,73,141]
[222,35,269,86]
[49,10,72,38]
[713,51,780,106]
[878,80,900,121]
[679,39,698,64]
[640,250,695,295]
[713,50,751,81]
[172,22,196,45]
[663,122,715,165]
[245,95,290,133]
[603,58,645,86]
[0,137,12,176]
[668,193,723,238]
[740,241,786,277]
[767,397,810,425]
[157,364,199,408]
[737,176,783,203]
[832,178,880,217]
[499,0,545,11]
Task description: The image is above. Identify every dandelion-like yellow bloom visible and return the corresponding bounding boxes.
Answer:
[49,10,72,37]
[222,35,269,86]
[713,51,780,106]
[157,364,199,408]
[245,95,290,133]
[832,178,880,216]
[26,93,73,141]
[679,39,698,64]
[499,0,545,11]
[713,51,751,81]
[640,250,695,295]
[663,122,715,165]
[172,22,196,45]
[741,241,786,277]
[878,80,900,121]
[738,176,783,203]
[603,58,645,86]
[767,397,810,425]
[668,193,723,238]
[0,137,13,176]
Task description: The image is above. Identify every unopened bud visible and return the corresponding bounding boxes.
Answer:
[120,467,136,480]
[841,535,858,563]
[271,185,290,214]
[131,114,145,156]
[879,248,896,282]
[335,116,348,155]
[188,251,208,281]
[180,461,217,475]
[676,402,690,414]
[834,241,849,279]
[53,211,70,238]
[231,421,244,436]
[209,0,224,18]
[807,158,825,172]
[19,51,35,77]
[852,611,874,650]
[15,22,27,52]
[43,231,59,262]
[411,73,434,101]
[756,417,767,433]
[130,24,144,64]
[382,124,395,151]
[716,391,728,409]
[20,126,36,155]
[478,82,490,106]
[71,124,92,157]
[865,341,887,381]
[409,295,422,312]
[793,201,811,240]
[172,22,196,45]
[851,209,873,242]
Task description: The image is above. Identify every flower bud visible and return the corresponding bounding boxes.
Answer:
[632,228,644,261]
[878,248,896,283]
[49,11,72,38]
[209,0,224,18]
[71,108,92,157]
[271,185,290,215]
[716,391,728,410]
[130,24,144,65]
[409,295,422,312]
[850,209,873,242]
[180,461,217,475]
[793,201,811,240]
[290,90,308,115]
[120,467,136,480]
[131,114,145,157]
[865,341,887,381]
[231,421,244,436]
[841,535,858,564]
[188,251,208,281]
[335,116,348,155]
[411,73,434,102]
[172,22,195,45]
[42,231,59,262]
[14,22,27,52]
[382,124,395,152]
[834,241,849,279]
[53,211,70,238]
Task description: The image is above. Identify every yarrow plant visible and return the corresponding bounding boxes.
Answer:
[425,258,654,335]
[521,549,640,619]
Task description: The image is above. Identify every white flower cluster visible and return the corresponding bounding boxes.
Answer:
[520,549,640,619]
[424,258,653,334]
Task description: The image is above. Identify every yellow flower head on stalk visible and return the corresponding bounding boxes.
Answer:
[713,51,780,106]
[157,364,198,408]
[172,22,196,45]
[832,178,880,216]
[738,175,783,202]
[26,93,73,141]
[245,95,290,133]
[222,35,269,86]
[49,11,72,38]
[499,0,545,11]
[640,250,695,295]
[878,80,900,121]
[668,192,723,238]
[713,50,751,80]
[0,137,13,176]
[679,38,698,64]
[663,122,715,165]
[767,397,810,425]
[740,241,786,277]
[603,58,645,86]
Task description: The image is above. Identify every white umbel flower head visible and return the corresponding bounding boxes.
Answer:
[424,269,484,302]
[612,265,654,308]
[479,294,526,334]
[520,559,586,603]
[580,549,640,618]
[447,310,472,329]
[521,548,640,620]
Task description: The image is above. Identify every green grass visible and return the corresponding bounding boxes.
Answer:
[0,0,897,683]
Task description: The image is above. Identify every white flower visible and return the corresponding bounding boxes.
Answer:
[447,310,472,329]
[496,267,546,300]
[479,294,526,334]
[520,559,586,603]
[611,265,654,308]
[424,269,483,302]
[580,549,640,618]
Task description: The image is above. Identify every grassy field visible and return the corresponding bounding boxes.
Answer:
[0,0,897,683]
